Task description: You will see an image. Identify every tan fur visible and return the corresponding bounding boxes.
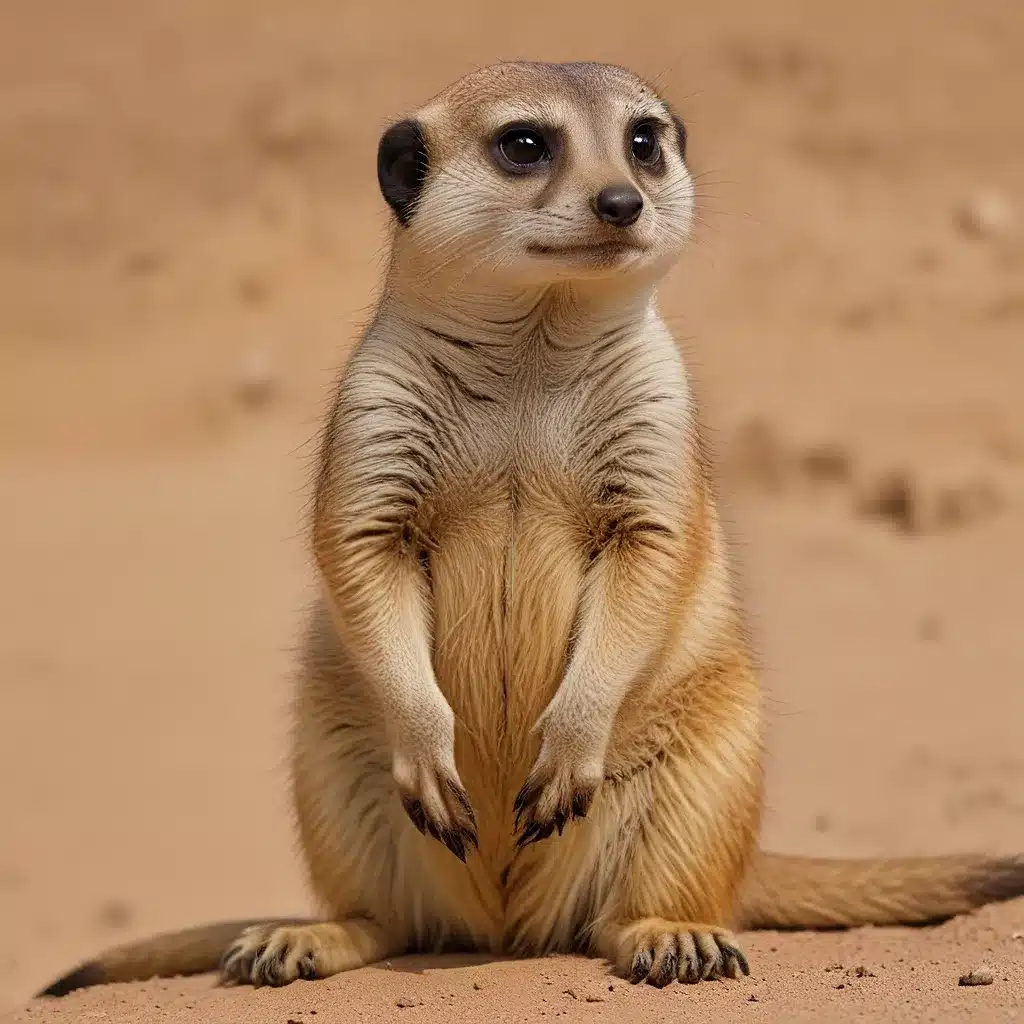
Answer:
[38,61,1024,999]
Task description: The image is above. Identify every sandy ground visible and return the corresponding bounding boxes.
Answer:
[2,1,1023,1021]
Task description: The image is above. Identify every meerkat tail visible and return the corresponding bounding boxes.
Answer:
[36,918,315,998]
[737,851,1024,930]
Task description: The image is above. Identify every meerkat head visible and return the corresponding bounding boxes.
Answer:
[377,61,694,287]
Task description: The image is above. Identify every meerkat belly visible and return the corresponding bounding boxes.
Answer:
[429,478,586,864]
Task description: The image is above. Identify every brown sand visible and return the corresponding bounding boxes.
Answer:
[1,1,1023,1021]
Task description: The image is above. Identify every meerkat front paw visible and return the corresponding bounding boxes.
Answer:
[393,745,478,861]
[513,734,603,847]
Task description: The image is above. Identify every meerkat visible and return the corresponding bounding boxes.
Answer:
[39,60,1024,999]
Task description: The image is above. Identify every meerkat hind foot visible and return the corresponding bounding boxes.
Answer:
[609,919,749,987]
[219,919,389,988]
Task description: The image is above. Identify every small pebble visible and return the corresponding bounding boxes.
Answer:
[564,986,606,1003]
[238,274,270,305]
[955,189,1016,239]
[396,994,422,1007]
[97,899,133,929]
[235,348,279,408]
[959,969,994,987]
[799,445,852,483]
[123,249,165,276]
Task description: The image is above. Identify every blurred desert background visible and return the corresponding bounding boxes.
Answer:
[1,1,1023,1021]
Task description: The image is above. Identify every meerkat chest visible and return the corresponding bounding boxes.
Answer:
[426,365,599,576]
[425,384,586,690]
[426,326,690,532]
[422,328,690,740]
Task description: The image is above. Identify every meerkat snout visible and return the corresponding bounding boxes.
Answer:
[591,184,644,227]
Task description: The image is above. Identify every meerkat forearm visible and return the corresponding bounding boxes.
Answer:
[320,551,477,857]
[313,454,479,860]
[514,527,681,844]
[549,528,680,737]
[318,549,440,747]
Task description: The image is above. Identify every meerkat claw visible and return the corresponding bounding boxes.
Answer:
[398,772,478,860]
[513,771,596,847]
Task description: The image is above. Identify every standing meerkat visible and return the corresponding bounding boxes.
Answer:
[40,60,1024,998]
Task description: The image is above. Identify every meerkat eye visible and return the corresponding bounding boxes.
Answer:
[630,122,661,166]
[494,124,552,173]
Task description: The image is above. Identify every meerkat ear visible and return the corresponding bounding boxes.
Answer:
[377,119,429,226]
[670,113,687,163]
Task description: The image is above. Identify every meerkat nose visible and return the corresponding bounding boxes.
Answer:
[591,184,644,228]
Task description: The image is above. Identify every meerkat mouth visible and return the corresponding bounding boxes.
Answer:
[527,241,647,261]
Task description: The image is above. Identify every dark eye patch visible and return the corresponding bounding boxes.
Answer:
[671,114,687,163]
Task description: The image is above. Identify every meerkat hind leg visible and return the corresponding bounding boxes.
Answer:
[605,918,749,987]
[219,918,391,988]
